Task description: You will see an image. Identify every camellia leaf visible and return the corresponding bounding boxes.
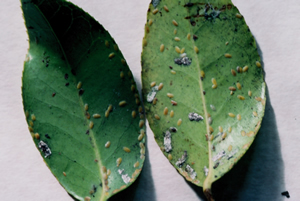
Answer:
[141,0,265,199]
[21,0,145,200]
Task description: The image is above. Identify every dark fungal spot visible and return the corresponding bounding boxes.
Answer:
[45,134,50,139]
[65,83,69,86]
[203,91,206,95]
[169,66,173,69]
[174,55,192,66]
[281,191,290,198]
[71,69,76,75]
[28,26,34,29]
[193,35,198,40]
[213,162,219,169]
[188,112,204,121]
[169,127,177,132]
[220,5,226,11]
[86,130,90,135]
[46,63,49,67]
[52,93,56,97]
[79,89,84,96]
[64,73,68,80]
[190,20,196,26]
[184,3,194,7]
[38,141,51,158]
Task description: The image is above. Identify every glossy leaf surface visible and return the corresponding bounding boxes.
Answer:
[21,0,145,200]
[142,0,265,197]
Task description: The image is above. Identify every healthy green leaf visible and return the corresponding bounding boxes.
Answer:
[21,0,145,200]
[141,0,265,199]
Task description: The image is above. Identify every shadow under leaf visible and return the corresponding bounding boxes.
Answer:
[187,86,285,201]
[212,86,285,201]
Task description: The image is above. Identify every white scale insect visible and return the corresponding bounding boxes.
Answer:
[118,169,131,184]
[147,86,158,103]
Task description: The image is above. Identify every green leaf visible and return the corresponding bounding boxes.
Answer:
[21,0,145,200]
[141,0,265,199]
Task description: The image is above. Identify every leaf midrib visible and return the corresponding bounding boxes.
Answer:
[32,3,106,200]
[183,3,213,190]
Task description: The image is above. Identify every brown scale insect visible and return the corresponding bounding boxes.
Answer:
[160,44,165,52]
[236,13,243,18]
[163,5,169,12]
[105,141,111,148]
[123,147,131,153]
[116,158,122,167]
[172,20,178,26]
[152,8,159,14]
[236,66,242,73]
[231,69,236,76]
[119,101,127,107]
[93,114,101,119]
[174,37,180,41]
[177,119,182,126]
[158,83,163,90]
[225,53,232,58]
[237,95,245,100]
[109,53,115,59]
[167,93,174,98]
[228,113,235,118]
[256,61,262,68]
[31,114,36,121]
[163,107,168,115]
[132,111,137,118]
[170,110,174,117]
[187,33,191,40]
[120,71,124,78]
[149,19,153,26]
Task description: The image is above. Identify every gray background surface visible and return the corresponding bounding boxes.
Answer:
[0,0,299,200]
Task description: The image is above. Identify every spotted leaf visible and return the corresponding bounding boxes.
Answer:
[142,0,265,199]
[21,0,145,200]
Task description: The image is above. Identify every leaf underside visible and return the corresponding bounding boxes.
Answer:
[142,0,265,192]
[21,0,145,200]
